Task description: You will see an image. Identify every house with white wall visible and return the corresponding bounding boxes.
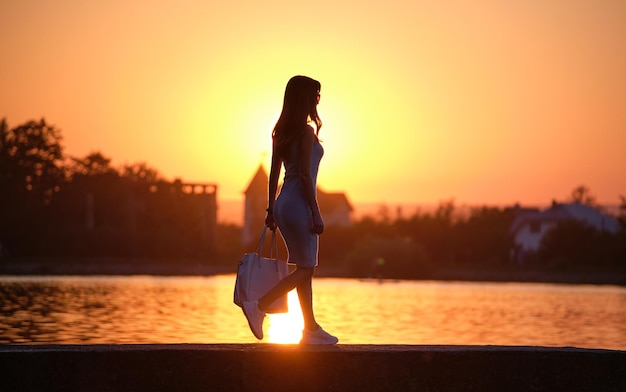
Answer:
[510,202,620,263]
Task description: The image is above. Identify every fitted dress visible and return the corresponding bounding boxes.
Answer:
[273,136,324,268]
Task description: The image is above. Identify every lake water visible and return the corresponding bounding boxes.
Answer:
[1,275,624,349]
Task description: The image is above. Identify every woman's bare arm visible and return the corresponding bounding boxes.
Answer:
[265,141,282,230]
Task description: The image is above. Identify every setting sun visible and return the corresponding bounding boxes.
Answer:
[266,291,305,344]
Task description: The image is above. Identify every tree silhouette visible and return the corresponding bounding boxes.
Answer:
[0,118,64,206]
[121,162,161,184]
[569,185,597,206]
[70,152,117,176]
[0,118,65,255]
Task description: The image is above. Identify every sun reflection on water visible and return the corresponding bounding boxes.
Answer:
[1,275,625,349]
[266,291,304,344]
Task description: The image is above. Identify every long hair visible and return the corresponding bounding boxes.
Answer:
[272,75,322,154]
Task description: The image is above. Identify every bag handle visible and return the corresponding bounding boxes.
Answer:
[255,226,279,261]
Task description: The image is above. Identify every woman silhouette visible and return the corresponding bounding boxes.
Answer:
[242,75,338,344]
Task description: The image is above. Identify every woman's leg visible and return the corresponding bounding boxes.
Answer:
[257,267,312,312]
[296,268,317,330]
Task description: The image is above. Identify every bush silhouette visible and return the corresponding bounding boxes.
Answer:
[344,235,431,279]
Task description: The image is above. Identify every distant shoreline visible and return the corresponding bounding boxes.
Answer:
[218,199,623,225]
[1,261,624,287]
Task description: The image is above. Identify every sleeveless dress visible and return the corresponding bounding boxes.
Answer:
[273,136,324,268]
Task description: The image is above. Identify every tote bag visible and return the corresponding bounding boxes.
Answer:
[234,227,289,314]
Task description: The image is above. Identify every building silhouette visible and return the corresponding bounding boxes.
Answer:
[242,166,269,247]
[172,179,218,253]
[242,164,352,247]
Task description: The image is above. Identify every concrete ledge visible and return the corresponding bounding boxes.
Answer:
[1,344,624,392]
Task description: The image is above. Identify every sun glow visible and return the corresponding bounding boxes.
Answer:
[1,1,624,208]
[266,291,304,344]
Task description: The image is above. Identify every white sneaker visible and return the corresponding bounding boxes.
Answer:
[300,325,338,345]
[242,301,265,340]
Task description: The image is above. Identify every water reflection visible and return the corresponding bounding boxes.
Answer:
[0,275,624,349]
[266,292,304,344]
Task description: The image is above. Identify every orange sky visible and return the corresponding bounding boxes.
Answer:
[2,0,625,210]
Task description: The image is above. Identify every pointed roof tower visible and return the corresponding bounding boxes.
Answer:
[244,164,268,196]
